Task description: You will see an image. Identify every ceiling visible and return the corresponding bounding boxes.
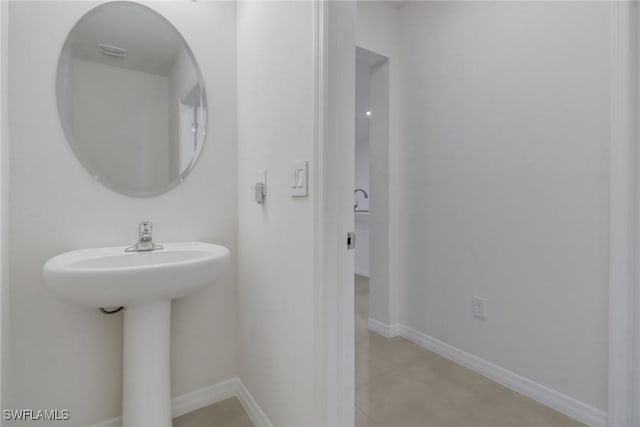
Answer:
[67,3,183,77]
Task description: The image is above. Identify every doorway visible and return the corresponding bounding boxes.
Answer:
[354,47,390,345]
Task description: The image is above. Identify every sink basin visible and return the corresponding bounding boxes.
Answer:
[43,241,230,427]
[43,241,230,307]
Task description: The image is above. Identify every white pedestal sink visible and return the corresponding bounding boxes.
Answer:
[43,242,230,427]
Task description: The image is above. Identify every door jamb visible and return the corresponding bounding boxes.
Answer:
[610,2,638,427]
[314,1,357,426]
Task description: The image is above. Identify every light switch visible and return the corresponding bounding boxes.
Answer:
[291,160,308,197]
[253,169,267,204]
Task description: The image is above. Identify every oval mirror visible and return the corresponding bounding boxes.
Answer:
[56,2,207,197]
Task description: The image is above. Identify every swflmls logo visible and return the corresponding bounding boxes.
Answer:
[3,409,70,421]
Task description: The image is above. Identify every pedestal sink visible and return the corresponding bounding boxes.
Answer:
[43,242,230,427]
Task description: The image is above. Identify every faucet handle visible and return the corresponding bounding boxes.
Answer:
[139,221,153,239]
[125,221,163,252]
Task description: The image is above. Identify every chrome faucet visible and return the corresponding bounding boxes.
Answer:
[354,188,369,211]
[125,221,164,252]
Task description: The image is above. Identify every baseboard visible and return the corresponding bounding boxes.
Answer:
[172,378,239,418]
[83,322,609,427]
[367,318,398,338]
[88,377,272,427]
[354,268,369,278]
[370,321,607,427]
[235,378,274,427]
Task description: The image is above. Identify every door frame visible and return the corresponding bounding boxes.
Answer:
[318,1,640,426]
[609,2,638,426]
[314,1,356,426]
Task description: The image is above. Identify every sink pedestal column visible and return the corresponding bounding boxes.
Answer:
[122,299,172,427]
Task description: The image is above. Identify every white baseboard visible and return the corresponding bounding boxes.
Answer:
[89,377,272,427]
[235,378,274,427]
[172,378,239,418]
[354,268,369,278]
[367,319,607,427]
[367,318,391,338]
[367,318,398,338]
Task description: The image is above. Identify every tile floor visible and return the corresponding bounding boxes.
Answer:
[354,274,585,427]
[173,397,254,427]
[173,275,585,427]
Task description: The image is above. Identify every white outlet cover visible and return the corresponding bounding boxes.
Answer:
[472,296,487,320]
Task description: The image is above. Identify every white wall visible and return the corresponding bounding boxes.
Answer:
[168,46,202,177]
[237,1,318,425]
[358,0,610,411]
[355,53,371,210]
[72,58,171,193]
[368,59,391,326]
[354,146,369,211]
[355,59,370,277]
[7,2,238,425]
[169,47,198,104]
[355,213,370,277]
[356,2,398,325]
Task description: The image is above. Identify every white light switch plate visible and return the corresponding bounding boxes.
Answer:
[252,169,267,203]
[291,160,308,197]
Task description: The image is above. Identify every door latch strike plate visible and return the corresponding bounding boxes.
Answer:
[347,232,355,250]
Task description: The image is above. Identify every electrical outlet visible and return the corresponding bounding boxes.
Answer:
[472,296,487,320]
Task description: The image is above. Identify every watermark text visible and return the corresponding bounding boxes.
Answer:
[3,409,70,421]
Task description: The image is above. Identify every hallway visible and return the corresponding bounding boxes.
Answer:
[354,275,584,427]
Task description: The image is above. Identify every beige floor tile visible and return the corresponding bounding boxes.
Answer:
[355,276,372,349]
[366,333,429,368]
[523,400,587,427]
[173,397,254,427]
[355,274,369,295]
[354,275,585,427]
[451,389,586,427]
[400,350,511,401]
[355,281,369,329]
[355,309,369,332]
[355,406,383,427]
[355,326,373,349]
[355,344,400,389]
[356,370,473,427]
[355,291,369,309]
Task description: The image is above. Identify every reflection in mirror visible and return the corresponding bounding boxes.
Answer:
[56,2,207,197]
